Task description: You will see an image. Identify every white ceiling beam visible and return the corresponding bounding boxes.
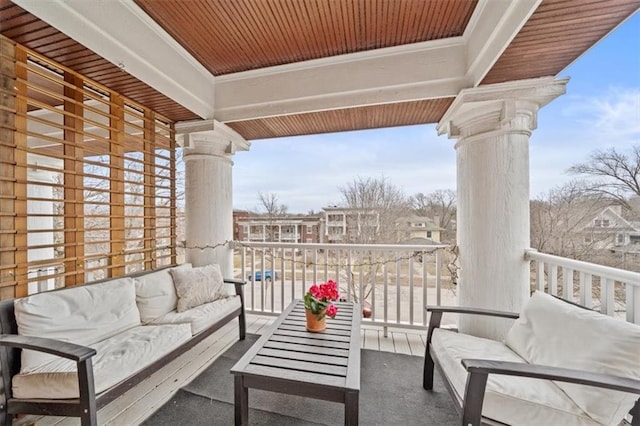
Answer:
[13,0,216,119]
[464,0,542,86]
[214,40,467,122]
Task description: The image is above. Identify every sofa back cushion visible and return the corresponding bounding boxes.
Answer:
[135,263,191,323]
[505,291,640,425]
[15,277,140,372]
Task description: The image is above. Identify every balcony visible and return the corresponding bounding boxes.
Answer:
[26,243,638,425]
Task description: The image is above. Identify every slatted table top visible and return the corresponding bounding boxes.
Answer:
[231,299,361,393]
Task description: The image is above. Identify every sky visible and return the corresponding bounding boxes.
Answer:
[232,13,640,214]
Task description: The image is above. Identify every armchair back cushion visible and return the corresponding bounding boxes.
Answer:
[505,291,640,425]
[14,277,141,372]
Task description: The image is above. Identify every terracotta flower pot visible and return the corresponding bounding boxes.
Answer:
[305,308,326,332]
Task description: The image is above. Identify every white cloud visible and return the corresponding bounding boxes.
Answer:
[530,86,640,197]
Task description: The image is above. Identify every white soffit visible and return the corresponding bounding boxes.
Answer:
[12,0,216,119]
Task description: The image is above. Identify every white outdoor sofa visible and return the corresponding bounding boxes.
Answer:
[0,263,246,426]
[423,291,640,426]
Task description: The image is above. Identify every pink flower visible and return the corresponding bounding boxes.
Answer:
[309,284,322,299]
[326,304,338,318]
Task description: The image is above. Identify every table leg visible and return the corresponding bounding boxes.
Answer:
[344,390,359,425]
[234,375,248,426]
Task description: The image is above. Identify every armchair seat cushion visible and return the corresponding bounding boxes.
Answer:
[12,323,191,399]
[432,328,599,426]
[150,295,242,335]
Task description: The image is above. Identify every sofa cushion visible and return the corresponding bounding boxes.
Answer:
[432,328,598,426]
[135,263,192,323]
[150,295,241,335]
[12,323,192,399]
[505,291,640,425]
[170,264,226,312]
[15,277,140,372]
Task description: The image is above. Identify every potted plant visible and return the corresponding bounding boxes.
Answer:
[303,280,339,332]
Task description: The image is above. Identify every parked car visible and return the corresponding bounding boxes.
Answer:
[247,270,278,281]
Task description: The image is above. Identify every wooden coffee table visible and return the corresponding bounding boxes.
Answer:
[231,299,361,425]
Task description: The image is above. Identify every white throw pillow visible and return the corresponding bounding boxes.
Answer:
[505,291,640,425]
[170,264,226,312]
[135,263,191,323]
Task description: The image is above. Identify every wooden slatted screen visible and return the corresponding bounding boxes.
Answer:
[0,35,177,298]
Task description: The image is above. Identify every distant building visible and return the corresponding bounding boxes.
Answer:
[234,212,322,243]
[395,215,444,243]
[322,206,379,243]
[581,205,640,249]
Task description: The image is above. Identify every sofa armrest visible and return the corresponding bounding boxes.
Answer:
[425,306,519,344]
[0,334,98,423]
[460,359,640,426]
[0,334,96,362]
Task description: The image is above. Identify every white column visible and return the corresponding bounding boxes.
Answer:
[178,120,250,277]
[438,77,568,340]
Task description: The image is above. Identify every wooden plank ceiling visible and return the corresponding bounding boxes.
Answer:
[1,0,639,140]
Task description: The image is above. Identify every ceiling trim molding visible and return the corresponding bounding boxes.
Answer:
[13,0,216,119]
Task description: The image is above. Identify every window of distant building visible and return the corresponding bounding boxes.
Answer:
[617,234,624,244]
[306,238,312,243]
[602,219,610,227]
[306,225,313,233]
[427,231,432,238]
[243,225,249,234]
[594,219,601,227]
[412,222,425,227]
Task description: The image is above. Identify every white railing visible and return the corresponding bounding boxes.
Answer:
[234,241,454,332]
[526,249,640,325]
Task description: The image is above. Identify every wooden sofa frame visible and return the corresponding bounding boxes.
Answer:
[422,303,640,426]
[0,268,247,426]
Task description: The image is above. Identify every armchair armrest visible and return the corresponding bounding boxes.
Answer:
[460,359,640,426]
[425,306,519,344]
[224,278,247,285]
[0,334,96,362]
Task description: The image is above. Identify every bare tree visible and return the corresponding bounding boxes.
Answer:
[258,192,288,216]
[256,192,288,241]
[530,180,608,260]
[335,176,410,303]
[409,189,456,242]
[568,145,640,207]
[338,176,409,244]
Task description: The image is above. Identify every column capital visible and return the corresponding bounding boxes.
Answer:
[437,77,568,141]
[176,119,251,158]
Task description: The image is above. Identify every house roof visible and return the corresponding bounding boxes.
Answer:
[584,206,640,232]
[2,0,639,139]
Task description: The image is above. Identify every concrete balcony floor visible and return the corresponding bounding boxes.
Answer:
[21,314,429,426]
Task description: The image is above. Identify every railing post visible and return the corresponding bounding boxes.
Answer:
[627,284,640,325]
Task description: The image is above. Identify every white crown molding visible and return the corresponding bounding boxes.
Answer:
[13,0,216,119]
